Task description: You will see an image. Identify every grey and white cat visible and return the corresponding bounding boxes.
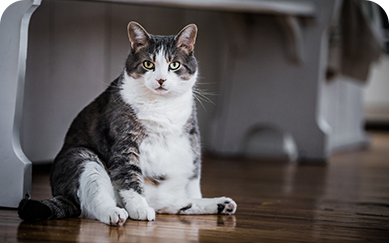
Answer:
[18,22,237,226]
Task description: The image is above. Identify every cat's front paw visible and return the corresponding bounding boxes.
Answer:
[99,207,128,226]
[216,197,237,215]
[128,206,155,221]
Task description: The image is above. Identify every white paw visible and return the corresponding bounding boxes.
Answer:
[216,197,237,215]
[128,206,155,221]
[99,207,128,226]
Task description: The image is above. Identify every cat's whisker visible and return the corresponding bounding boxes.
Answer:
[194,94,211,106]
[193,85,217,94]
[196,91,217,102]
[193,93,210,107]
[192,88,215,105]
[98,79,114,86]
[193,93,207,111]
[195,81,217,85]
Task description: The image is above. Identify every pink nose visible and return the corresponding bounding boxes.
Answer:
[157,79,166,85]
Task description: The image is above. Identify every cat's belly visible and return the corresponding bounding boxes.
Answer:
[138,132,197,209]
[138,132,195,181]
[143,175,199,211]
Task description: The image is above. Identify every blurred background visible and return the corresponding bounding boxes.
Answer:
[19,0,388,163]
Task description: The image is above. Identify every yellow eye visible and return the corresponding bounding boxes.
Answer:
[143,61,154,70]
[169,61,180,70]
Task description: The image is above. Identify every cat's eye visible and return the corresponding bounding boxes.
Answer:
[169,61,180,70]
[143,61,155,70]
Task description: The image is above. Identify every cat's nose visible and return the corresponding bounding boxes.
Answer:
[157,78,166,85]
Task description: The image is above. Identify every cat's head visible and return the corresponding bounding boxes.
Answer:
[123,22,198,98]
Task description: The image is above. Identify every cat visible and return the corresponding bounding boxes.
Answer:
[18,21,237,226]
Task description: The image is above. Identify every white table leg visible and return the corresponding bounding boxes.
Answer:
[0,0,41,208]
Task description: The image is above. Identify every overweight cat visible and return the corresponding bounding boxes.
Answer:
[18,22,237,226]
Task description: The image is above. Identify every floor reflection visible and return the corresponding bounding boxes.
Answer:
[17,214,236,242]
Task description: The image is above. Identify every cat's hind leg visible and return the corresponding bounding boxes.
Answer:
[183,197,237,215]
[157,197,237,215]
[78,160,128,226]
[150,177,237,215]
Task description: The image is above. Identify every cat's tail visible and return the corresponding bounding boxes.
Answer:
[18,196,81,222]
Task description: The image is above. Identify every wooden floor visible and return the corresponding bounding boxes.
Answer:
[1,132,388,242]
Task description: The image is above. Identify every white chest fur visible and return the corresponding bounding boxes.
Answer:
[120,73,196,179]
[137,96,195,178]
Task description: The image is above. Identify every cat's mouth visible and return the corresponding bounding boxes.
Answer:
[154,86,168,94]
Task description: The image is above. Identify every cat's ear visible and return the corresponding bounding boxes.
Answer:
[127,21,150,51]
[175,24,198,54]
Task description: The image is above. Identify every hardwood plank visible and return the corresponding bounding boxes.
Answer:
[0,132,388,242]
